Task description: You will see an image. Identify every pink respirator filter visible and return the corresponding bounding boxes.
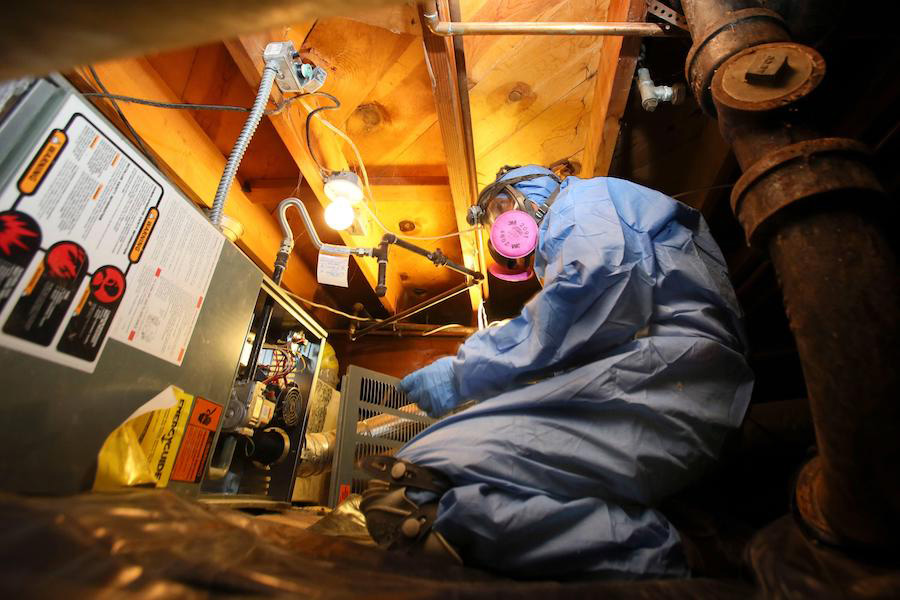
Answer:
[488,210,538,282]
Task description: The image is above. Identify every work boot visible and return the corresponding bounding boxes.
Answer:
[359,455,462,564]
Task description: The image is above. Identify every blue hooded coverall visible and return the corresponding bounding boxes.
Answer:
[396,166,753,578]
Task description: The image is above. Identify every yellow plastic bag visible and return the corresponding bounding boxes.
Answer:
[93,386,198,491]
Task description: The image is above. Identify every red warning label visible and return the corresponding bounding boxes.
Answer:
[171,397,221,483]
[339,483,352,503]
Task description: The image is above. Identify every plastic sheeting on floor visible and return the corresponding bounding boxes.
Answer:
[0,490,753,598]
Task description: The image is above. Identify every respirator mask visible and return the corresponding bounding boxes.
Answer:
[467,166,561,281]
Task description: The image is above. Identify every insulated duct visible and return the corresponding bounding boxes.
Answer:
[297,403,424,478]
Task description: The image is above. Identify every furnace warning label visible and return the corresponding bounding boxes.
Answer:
[171,396,221,483]
[0,94,223,371]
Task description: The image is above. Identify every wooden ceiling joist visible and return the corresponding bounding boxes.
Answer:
[419,1,487,311]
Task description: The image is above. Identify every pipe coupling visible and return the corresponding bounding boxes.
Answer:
[730,138,884,247]
[685,8,789,115]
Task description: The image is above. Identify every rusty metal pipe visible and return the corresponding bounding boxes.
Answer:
[770,209,900,546]
[682,0,900,548]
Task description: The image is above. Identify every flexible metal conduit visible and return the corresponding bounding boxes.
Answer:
[209,62,278,228]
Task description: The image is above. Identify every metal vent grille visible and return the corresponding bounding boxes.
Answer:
[328,366,436,507]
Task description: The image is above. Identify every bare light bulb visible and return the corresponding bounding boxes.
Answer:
[324,199,355,231]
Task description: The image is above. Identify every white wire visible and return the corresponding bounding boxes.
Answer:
[422,323,467,336]
[282,289,380,322]
[361,203,481,240]
[300,97,480,241]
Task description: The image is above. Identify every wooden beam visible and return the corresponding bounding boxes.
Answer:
[225,31,404,313]
[69,59,330,308]
[243,174,450,190]
[2,0,403,80]
[418,1,486,311]
[581,0,646,177]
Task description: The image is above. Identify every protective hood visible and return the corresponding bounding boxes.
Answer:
[496,165,560,209]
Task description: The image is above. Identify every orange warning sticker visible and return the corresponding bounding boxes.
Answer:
[190,397,221,431]
[22,262,44,295]
[339,484,352,503]
[128,207,158,263]
[18,129,67,195]
[73,285,90,316]
[171,397,221,483]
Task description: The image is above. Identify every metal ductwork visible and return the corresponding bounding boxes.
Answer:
[297,403,425,477]
[680,0,900,550]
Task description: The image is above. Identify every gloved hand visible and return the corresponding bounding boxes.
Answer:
[397,356,460,418]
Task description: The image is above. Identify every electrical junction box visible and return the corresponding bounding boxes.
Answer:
[263,41,328,94]
[0,76,328,504]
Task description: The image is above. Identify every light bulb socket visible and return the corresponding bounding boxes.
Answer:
[324,171,364,205]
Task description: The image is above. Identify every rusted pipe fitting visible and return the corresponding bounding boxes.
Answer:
[685,7,789,115]
[729,138,884,247]
[794,457,842,546]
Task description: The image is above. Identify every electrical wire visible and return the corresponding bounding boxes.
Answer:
[80,92,307,116]
[263,348,296,385]
[282,289,381,322]
[301,93,342,175]
[87,67,160,170]
[422,323,467,336]
[671,183,735,199]
[301,97,369,196]
[361,203,482,240]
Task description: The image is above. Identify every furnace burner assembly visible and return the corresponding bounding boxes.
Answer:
[202,282,327,502]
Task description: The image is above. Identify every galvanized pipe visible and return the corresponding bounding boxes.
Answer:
[682,0,900,548]
[423,0,679,38]
[351,280,477,340]
[327,322,476,338]
[425,19,677,37]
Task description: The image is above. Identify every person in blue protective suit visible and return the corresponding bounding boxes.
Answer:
[359,165,753,580]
